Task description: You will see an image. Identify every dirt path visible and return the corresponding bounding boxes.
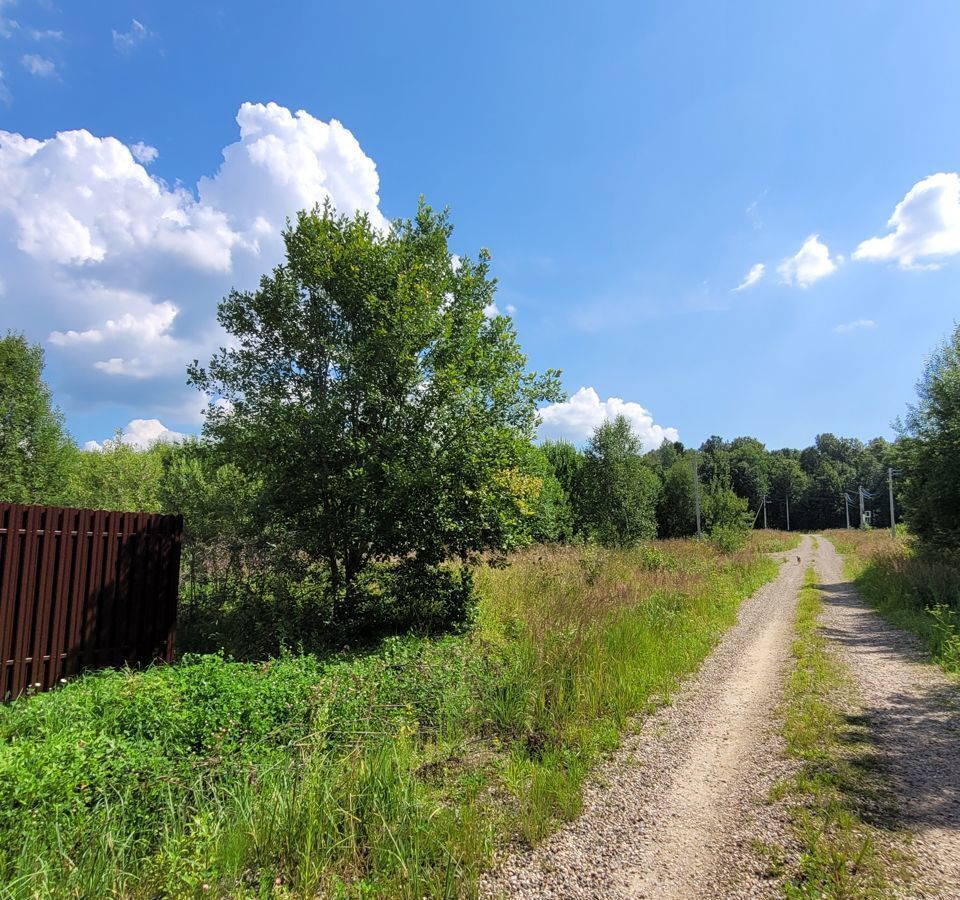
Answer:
[482,537,814,899]
[814,537,960,898]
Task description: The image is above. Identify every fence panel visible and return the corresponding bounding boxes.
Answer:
[0,504,183,700]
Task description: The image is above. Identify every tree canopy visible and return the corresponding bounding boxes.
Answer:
[898,325,960,549]
[189,202,561,615]
[0,332,72,505]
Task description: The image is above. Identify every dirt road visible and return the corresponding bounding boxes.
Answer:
[484,536,960,899]
[483,537,814,899]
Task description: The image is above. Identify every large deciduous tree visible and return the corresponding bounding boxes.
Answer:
[0,332,72,504]
[189,202,561,617]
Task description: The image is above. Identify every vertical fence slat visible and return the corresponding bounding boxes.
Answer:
[65,509,92,678]
[143,516,162,659]
[48,509,76,686]
[11,506,42,698]
[30,508,59,689]
[116,512,135,665]
[81,509,107,673]
[164,516,183,661]
[0,505,23,700]
[129,513,148,665]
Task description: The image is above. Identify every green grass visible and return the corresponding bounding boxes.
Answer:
[0,536,781,899]
[774,567,905,898]
[825,530,960,675]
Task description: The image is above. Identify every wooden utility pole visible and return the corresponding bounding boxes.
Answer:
[693,453,702,538]
[888,467,897,539]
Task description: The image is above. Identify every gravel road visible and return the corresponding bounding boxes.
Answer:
[815,537,960,898]
[481,537,814,899]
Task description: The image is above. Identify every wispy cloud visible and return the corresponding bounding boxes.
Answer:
[21,53,55,77]
[746,190,767,230]
[29,28,63,40]
[834,319,876,334]
[733,262,765,292]
[112,18,148,53]
[130,141,158,164]
[0,0,18,39]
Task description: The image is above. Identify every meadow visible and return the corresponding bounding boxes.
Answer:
[0,533,792,899]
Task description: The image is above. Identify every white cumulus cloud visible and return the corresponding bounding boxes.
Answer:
[854,173,960,268]
[84,418,186,451]
[21,53,55,78]
[0,102,386,428]
[777,234,838,287]
[537,386,679,449]
[733,262,765,292]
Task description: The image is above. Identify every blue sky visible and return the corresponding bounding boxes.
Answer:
[1,1,958,451]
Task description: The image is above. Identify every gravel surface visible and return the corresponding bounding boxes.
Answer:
[481,537,814,899]
[815,537,960,899]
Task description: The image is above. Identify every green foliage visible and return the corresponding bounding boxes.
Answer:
[521,445,575,543]
[898,324,960,551]
[0,332,72,504]
[702,480,752,534]
[189,202,561,632]
[729,436,770,513]
[708,524,749,553]
[61,436,169,512]
[658,456,696,538]
[576,416,659,546]
[0,541,778,898]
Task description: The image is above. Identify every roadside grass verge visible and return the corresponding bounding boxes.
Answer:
[774,567,905,898]
[752,530,804,554]
[824,530,960,675]
[0,535,782,899]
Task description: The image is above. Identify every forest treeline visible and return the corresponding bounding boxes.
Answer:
[1,202,957,648]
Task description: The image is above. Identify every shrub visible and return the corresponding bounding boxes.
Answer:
[709,524,749,553]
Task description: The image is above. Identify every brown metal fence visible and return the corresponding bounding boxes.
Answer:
[0,504,183,700]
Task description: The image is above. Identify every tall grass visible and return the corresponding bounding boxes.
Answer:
[825,530,960,673]
[0,536,781,898]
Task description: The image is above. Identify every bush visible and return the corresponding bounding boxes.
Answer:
[709,524,749,553]
[352,561,476,637]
